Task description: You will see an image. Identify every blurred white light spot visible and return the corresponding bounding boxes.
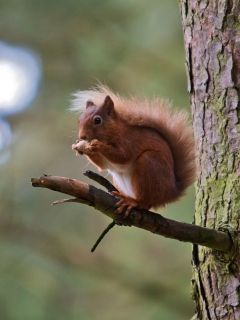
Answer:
[0,62,22,105]
[0,41,42,116]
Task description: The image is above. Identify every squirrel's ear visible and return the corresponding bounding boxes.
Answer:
[103,96,114,116]
[86,100,95,109]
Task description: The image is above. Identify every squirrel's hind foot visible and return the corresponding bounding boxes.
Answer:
[112,191,141,217]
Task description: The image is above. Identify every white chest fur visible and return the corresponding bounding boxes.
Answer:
[105,161,135,198]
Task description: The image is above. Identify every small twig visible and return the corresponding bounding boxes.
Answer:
[84,170,118,251]
[84,170,118,192]
[91,221,116,252]
[52,198,88,206]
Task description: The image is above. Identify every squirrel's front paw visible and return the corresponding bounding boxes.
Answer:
[88,139,101,152]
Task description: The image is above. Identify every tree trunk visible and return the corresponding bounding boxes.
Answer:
[180,1,240,319]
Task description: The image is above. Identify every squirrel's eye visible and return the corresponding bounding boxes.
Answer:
[94,117,102,125]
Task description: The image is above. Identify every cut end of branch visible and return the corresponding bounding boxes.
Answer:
[31,178,44,187]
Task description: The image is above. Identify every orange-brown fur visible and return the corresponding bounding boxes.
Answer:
[71,85,196,213]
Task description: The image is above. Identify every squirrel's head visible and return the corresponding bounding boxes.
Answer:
[78,95,118,142]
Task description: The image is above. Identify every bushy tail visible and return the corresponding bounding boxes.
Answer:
[71,84,196,194]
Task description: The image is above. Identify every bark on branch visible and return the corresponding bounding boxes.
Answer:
[31,172,232,253]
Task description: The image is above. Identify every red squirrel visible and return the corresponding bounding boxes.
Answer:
[71,85,196,215]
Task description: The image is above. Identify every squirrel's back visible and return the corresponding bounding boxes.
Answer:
[71,84,196,195]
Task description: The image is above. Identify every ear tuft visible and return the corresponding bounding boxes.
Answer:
[86,100,95,109]
[103,96,114,115]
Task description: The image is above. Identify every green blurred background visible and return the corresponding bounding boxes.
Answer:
[0,0,195,319]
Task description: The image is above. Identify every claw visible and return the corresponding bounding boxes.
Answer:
[111,191,121,199]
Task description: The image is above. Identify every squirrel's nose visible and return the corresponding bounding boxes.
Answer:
[79,135,86,140]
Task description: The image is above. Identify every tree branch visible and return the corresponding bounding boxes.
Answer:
[31,173,232,253]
